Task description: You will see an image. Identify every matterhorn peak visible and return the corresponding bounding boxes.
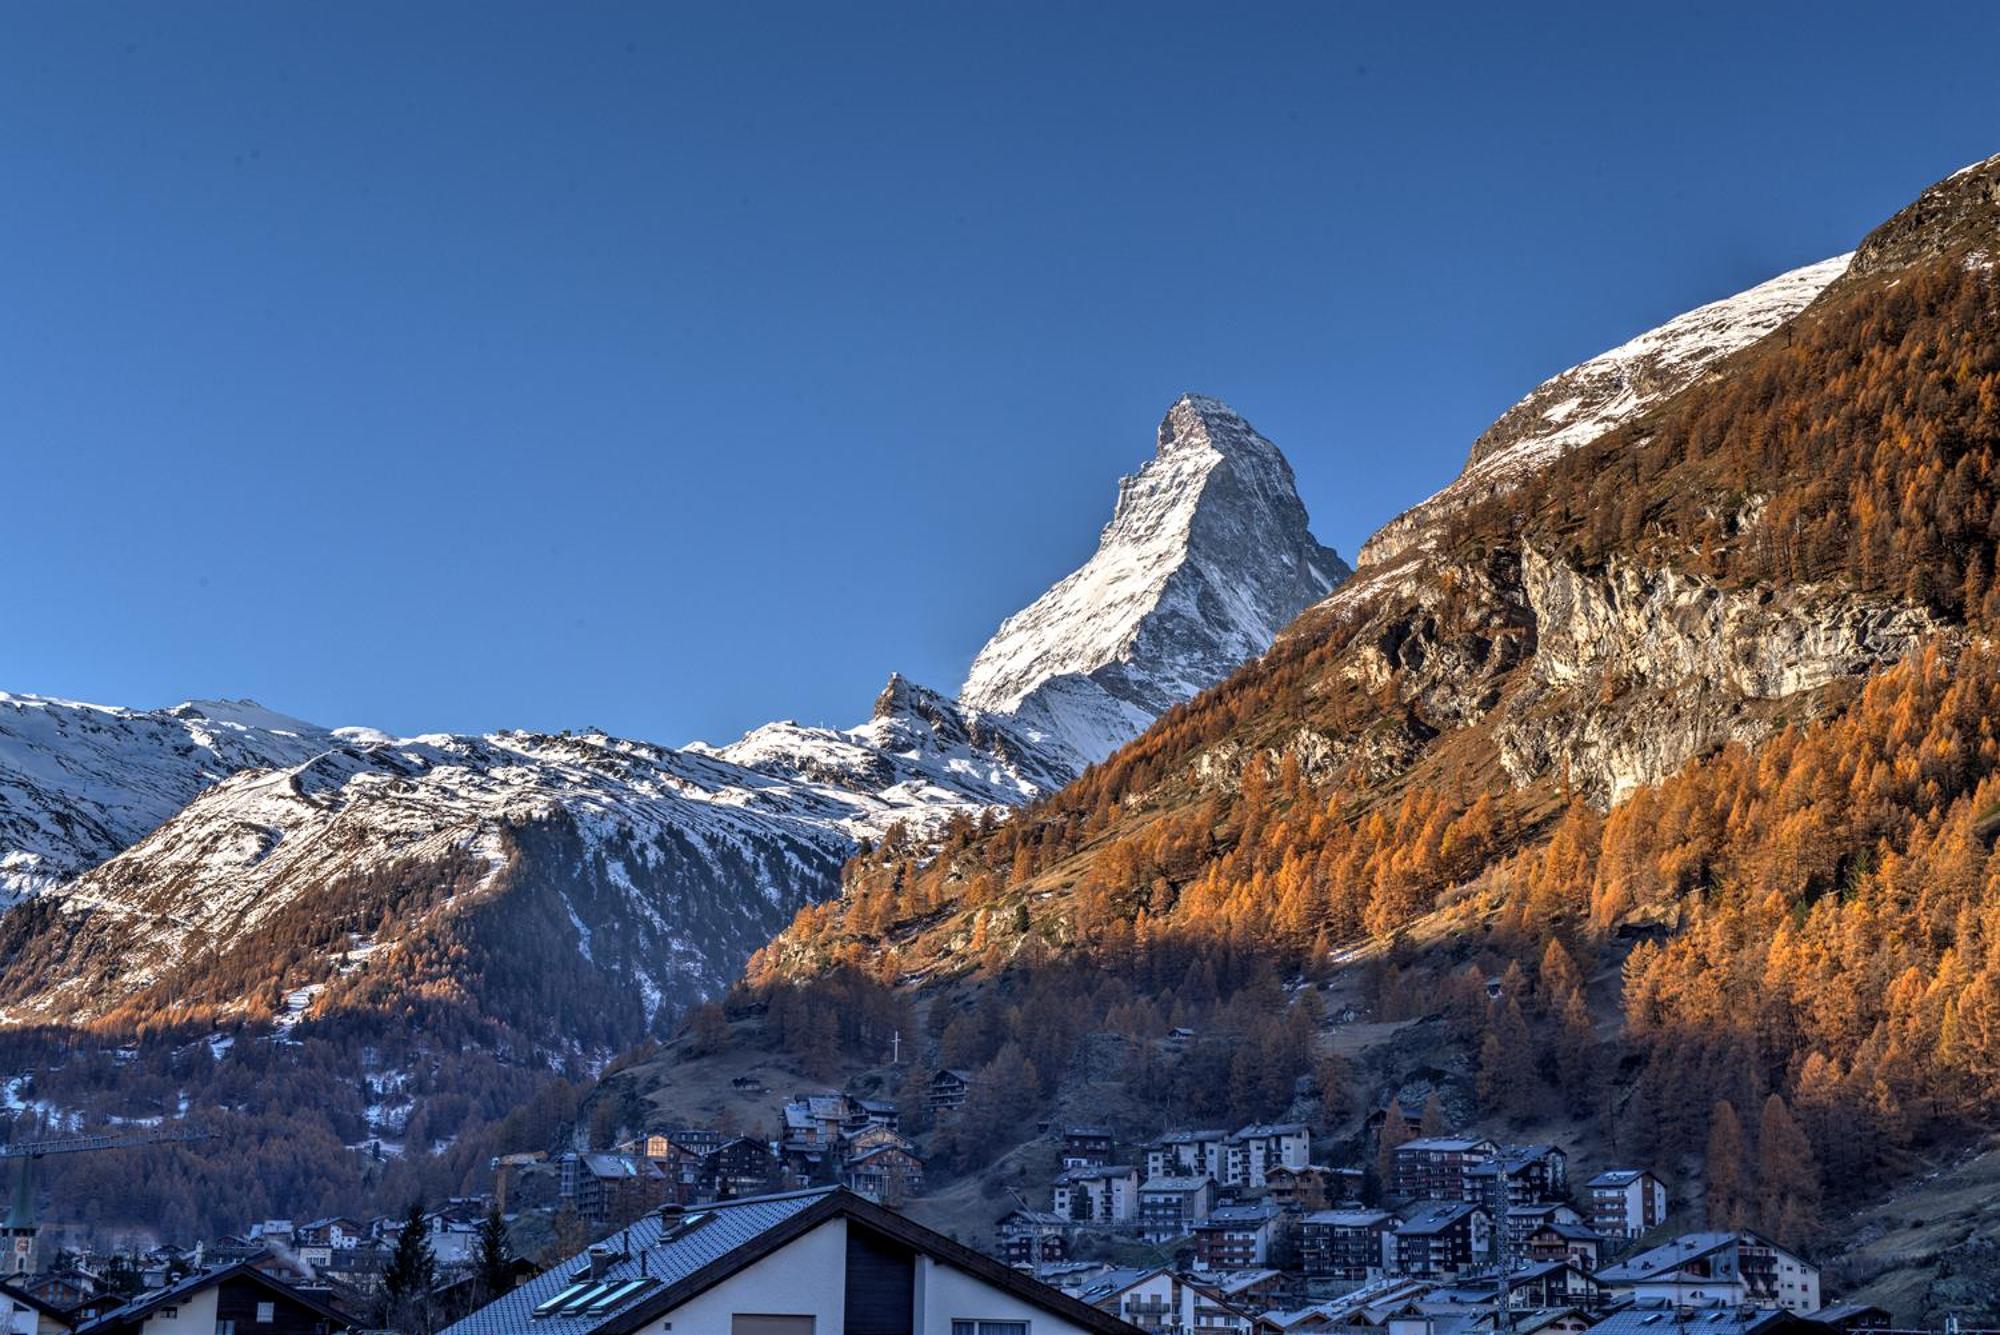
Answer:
[960,395,1348,771]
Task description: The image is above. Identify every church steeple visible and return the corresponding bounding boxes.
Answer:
[4,1158,36,1276]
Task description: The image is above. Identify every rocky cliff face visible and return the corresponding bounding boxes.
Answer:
[1843,151,2000,282]
[1497,548,1938,803]
[960,393,1350,770]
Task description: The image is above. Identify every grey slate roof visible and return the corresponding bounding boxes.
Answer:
[443,1186,1140,1335]
[442,1190,830,1335]
[1581,1305,1797,1335]
[1596,1231,1787,1283]
[1397,1201,1484,1235]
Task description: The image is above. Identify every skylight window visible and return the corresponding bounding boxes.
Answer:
[582,1280,657,1313]
[531,1286,590,1318]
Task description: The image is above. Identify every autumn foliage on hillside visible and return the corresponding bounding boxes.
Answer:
[744,257,2000,1248]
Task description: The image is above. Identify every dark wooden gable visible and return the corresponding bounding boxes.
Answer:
[842,1223,913,1335]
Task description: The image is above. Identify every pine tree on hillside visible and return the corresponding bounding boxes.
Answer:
[1756,1094,1822,1249]
[381,1199,439,1335]
[477,1206,515,1302]
[1704,1101,1751,1231]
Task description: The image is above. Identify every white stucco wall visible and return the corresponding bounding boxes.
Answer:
[653,1218,847,1335]
[137,1287,219,1335]
[647,1215,1099,1335]
[917,1254,1097,1335]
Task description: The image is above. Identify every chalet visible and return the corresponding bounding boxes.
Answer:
[927,1070,975,1116]
[1136,1178,1218,1242]
[1298,1210,1396,1280]
[1815,1305,1893,1332]
[1263,1165,1354,1212]
[1498,1259,1602,1310]
[1366,1097,1426,1142]
[704,1138,782,1201]
[1059,1126,1117,1169]
[1584,1169,1669,1240]
[1524,1221,1606,1270]
[316,1244,388,1290]
[851,1099,899,1133]
[1052,1166,1140,1224]
[1205,1269,1286,1311]
[1464,1145,1568,1223]
[1230,1123,1311,1188]
[1392,1202,1491,1280]
[1144,1131,1228,1183]
[438,1186,1137,1335]
[1190,1205,1280,1271]
[4,1280,86,1335]
[1503,1203,1582,1257]
[1595,1231,1820,1314]
[843,1146,925,1207]
[6,1277,97,1323]
[1076,1267,1258,1335]
[844,1126,916,1159]
[72,1263,351,1335]
[292,1219,363,1270]
[1389,1139,1496,1204]
[649,1134,723,1205]
[994,1210,1071,1267]
[559,1153,672,1225]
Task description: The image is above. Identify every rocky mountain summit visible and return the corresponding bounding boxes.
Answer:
[960,393,1350,770]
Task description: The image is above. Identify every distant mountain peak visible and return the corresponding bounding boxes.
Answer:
[960,395,1348,770]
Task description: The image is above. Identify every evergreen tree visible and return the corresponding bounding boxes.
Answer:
[1756,1094,1822,1248]
[381,1199,439,1335]
[1704,1101,1750,1230]
[476,1206,515,1302]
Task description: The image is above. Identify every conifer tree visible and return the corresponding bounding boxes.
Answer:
[1756,1094,1822,1248]
[381,1199,439,1335]
[1704,1101,1750,1230]
[476,1206,514,1302]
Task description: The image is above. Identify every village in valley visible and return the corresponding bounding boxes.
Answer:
[3,1067,1875,1335]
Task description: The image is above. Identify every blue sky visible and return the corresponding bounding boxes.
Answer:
[5,2,1998,743]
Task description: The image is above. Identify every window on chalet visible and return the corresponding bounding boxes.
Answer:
[257,1303,276,1324]
[951,1322,1028,1335]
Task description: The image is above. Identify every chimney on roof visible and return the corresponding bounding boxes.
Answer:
[586,1246,619,1281]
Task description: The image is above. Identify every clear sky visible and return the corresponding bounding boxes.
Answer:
[6,2,1998,744]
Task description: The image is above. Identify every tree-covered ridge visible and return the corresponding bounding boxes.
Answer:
[739,249,2000,1244]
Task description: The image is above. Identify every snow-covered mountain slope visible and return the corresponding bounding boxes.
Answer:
[959,394,1350,770]
[0,395,1341,1041]
[0,678,1057,1030]
[0,694,341,904]
[697,674,1072,808]
[1357,254,1852,568]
